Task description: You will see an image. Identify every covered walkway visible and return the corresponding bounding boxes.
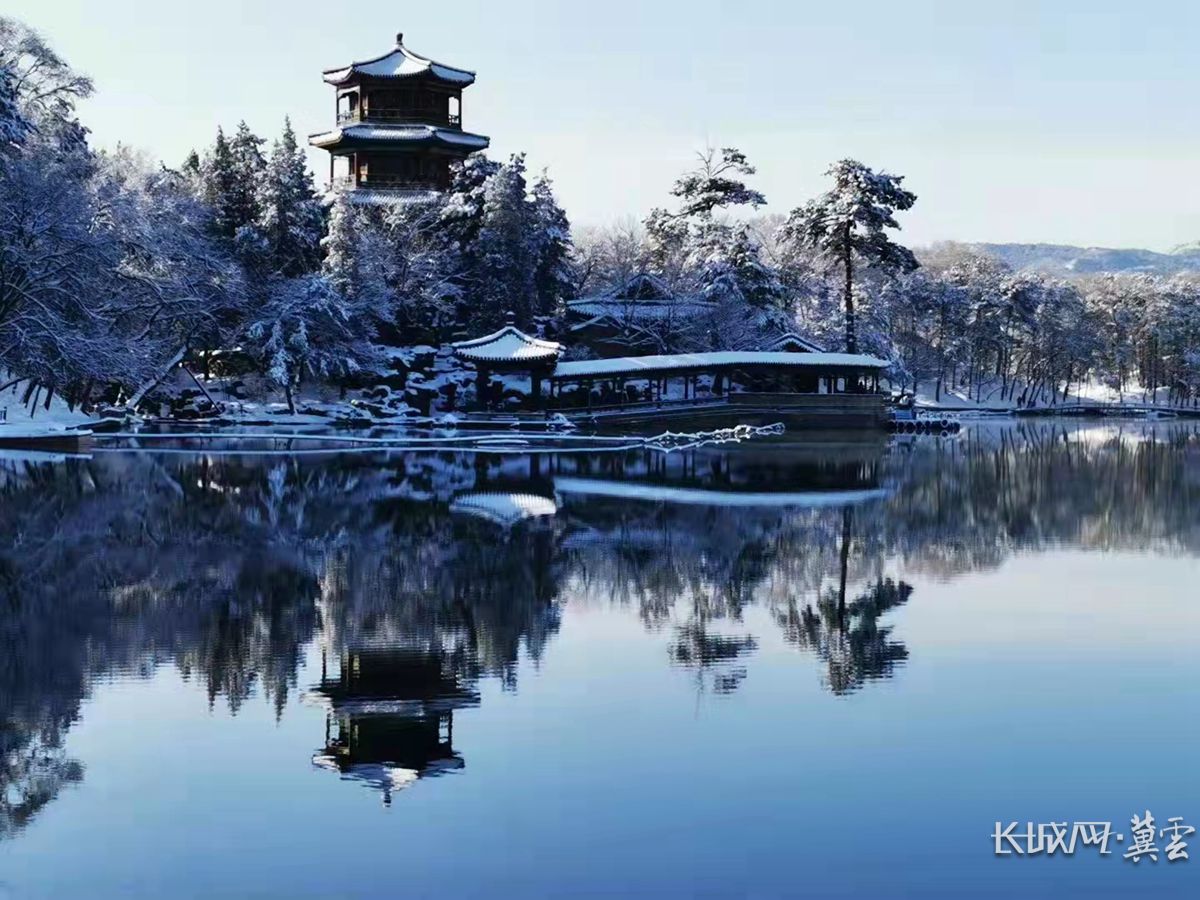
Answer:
[549,351,889,410]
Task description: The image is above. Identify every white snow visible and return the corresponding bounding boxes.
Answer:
[0,374,98,433]
[552,351,888,380]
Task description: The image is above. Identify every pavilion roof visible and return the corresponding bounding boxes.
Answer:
[551,351,888,381]
[308,124,489,151]
[765,331,826,353]
[323,35,476,87]
[451,326,563,364]
[450,492,559,528]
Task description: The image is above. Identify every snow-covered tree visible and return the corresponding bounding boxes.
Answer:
[0,16,92,146]
[473,153,537,325]
[254,118,324,277]
[200,127,238,240]
[529,171,576,316]
[645,146,766,282]
[0,63,31,151]
[693,223,787,311]
[243,274,379,412]
[200,121,266,243]
[780,159,917,353]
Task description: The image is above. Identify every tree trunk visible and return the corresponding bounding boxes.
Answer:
[842,229,857,354]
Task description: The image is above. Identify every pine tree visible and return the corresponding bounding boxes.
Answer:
[256,117,324,276]
[474,153,536,326]
[438,154,501,253]
[694,223,786,311]
[323,191,362,299]
[200,127,239,240]
[229,120,266,223]
[645,146,766,280]
[780,159,917,353]
[244,274,377,413]
[529,172,576,316]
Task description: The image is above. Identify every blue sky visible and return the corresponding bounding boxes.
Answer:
[7,0,1199,249]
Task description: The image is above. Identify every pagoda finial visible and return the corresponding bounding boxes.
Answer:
[396,32,404,46]
[505,310,516,326]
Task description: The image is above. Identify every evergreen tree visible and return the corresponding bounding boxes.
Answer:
[780,159,917,353]
[694,223,787,311]
[529,172,576,316]
[474,153,536,326]
[645,146,766,280]
[244,274,377,413]
[437,154,500,255]
[256,117,324,277]
[202,120,267,243]
[323,191,362,300]
[200,127,239,240]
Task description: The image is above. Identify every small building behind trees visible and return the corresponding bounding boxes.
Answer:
[565,273,717,357]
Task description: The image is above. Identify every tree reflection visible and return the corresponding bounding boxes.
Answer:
[776,577,912,695]
[1,421,1198,830]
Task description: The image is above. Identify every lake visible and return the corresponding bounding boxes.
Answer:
[1,422,1197,898]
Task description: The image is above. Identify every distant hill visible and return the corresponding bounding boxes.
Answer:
[964,243,1200,277]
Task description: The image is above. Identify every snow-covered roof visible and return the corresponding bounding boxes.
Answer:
[323,35,476,87]
[451,326,563,364]
[566,297,717,325]
[566,273,713,327]
[449,491,559,527]
[339,187,442,207]
[555,477,891,509]
[765,332,825,353]
[309,124,489,151]
[551,351,888,380]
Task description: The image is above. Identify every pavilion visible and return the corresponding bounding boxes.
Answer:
[451,314,563,410]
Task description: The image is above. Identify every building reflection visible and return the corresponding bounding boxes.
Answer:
[309,645,480,804]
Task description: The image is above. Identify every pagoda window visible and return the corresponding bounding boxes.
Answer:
[448,95,460,126]
[337,90,359,123]
[331,155,351,185]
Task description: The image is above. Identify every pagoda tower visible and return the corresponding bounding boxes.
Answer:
[310,32,490,198]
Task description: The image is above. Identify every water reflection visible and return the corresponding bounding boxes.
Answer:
[1,422,1199,834]
[309,645,479,804]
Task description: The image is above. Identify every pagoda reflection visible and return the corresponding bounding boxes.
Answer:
[309,645,480,805]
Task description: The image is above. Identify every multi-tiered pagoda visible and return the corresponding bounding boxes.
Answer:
[310,33,490,199]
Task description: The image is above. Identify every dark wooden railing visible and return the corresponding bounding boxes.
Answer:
[337,110,461,128]
[359,174,441,190]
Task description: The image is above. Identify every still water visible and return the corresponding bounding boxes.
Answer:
[1,422,1198,898]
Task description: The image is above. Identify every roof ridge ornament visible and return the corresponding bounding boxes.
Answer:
[396,32,404,46]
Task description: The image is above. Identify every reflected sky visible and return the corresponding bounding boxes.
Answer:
[1,422,1198,898]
